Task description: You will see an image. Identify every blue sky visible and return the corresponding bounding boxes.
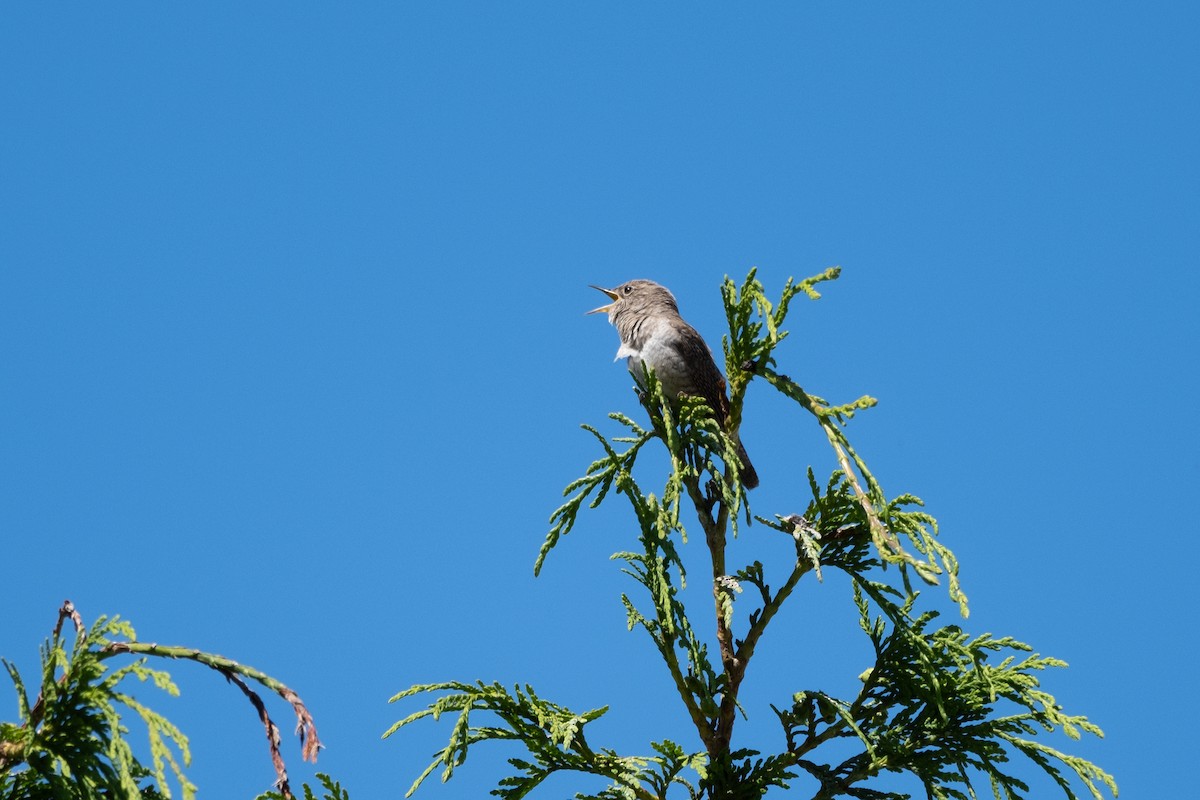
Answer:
[2,3,1196,798]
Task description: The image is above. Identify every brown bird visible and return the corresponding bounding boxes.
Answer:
[589,280,759,489]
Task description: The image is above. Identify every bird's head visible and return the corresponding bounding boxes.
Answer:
[587,280,678,322]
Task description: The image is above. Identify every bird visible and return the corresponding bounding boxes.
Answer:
[588,279,759,489]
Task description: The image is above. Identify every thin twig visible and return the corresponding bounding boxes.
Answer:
[52,599,86,645]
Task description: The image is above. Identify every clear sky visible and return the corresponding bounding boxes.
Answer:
[2,3,1196,798]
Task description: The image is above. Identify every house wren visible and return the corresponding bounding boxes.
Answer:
[589,280,759,489]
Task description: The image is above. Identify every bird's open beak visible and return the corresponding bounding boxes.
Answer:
[587,285,619,315]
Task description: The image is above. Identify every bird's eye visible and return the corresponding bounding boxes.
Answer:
[623,285,633,295]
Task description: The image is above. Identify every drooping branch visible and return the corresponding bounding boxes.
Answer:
[100,639,323,798]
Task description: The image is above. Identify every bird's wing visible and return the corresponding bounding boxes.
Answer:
[671,325,730,424]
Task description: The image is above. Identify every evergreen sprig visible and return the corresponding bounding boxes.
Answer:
[384,681,705,800]
[610,464,723,743]
[537,413,655,577]
[772,571,1115,800]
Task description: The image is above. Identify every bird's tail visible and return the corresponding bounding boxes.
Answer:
[736,439,759,490]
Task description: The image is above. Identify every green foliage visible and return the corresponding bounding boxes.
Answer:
[539,365,743,579]
[2,603,326,800]
[772,511,1116,799]
[256,773,351,800]
[0,612,194,800]
[390,269,1116,800]
[384,681,705,799]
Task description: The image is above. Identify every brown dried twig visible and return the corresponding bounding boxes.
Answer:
[221,669,294,798]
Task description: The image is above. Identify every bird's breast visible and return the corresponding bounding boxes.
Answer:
[631,334,692,397]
